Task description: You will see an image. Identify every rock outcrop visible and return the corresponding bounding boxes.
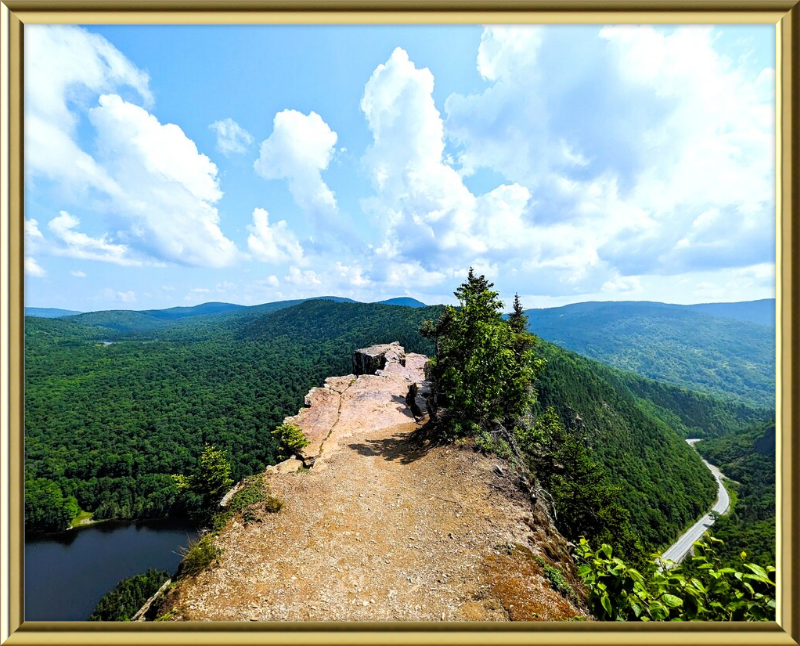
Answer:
[280,343,430,471]
[352,341,405,376]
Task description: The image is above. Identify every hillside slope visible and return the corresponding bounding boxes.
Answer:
[525,301,774,408]
[535,342,718,548]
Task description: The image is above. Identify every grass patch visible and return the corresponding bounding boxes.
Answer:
[211,474,282,531]
[177,534,221,579]
[535,555,577,602]
[70,509,94,528]
[154,610,176,622]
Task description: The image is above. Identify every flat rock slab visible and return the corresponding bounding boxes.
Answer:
[287,346,428,469]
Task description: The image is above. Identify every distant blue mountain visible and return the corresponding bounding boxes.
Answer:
[376,297,427,308]
[142,302,245,320]
[25,307,82,318]
[684,298,775,327]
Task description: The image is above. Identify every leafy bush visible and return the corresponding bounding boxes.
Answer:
[575,536,775,621]
[173,444,233,509]
[88,569,169,621]
[271,423,309,461]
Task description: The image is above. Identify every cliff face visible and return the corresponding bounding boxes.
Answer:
[157,344,585,622]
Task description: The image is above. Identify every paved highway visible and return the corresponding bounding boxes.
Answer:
[660,439,730,567]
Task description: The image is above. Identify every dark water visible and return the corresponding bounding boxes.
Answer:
[25,517,196,621]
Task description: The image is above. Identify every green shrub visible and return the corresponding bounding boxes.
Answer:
[535,556,576,601]
[172,444,233,509]
[264,495,284,513]
[271,423,309,461]
[575,536,775,621]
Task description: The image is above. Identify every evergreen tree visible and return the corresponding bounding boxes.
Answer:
[173,444,233,508]
[422,269,543,437]
[507,293,527,334]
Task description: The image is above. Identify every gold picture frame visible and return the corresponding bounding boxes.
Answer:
[1,3,798,644]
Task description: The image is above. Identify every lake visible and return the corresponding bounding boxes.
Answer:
[25,517,197,621]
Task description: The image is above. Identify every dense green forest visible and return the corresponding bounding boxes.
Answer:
[524,301,775,408]
[88,569,169,621]
[534,342,720,549]
[24,301,439,531]
[694,419,776,567]
[25,298,770,555]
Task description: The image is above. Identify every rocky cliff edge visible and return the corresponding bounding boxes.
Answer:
[155,343,586,622]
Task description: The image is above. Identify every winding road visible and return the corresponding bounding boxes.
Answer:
[660,439,730,567]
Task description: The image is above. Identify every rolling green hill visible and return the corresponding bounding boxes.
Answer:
[376,297,427,308]
[24,299,766,552]
[525,301,775,408]
[685,298,775,327]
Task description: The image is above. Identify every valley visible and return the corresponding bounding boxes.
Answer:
[22,294,776,621]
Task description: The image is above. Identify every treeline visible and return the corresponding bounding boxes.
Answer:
[694,419,776,567]
[24,302,438,531]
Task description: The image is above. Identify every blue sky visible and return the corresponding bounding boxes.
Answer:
[23,24,776,311]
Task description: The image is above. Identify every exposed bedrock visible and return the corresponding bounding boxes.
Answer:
[281,344,430,470]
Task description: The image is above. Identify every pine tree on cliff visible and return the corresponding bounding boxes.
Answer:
[421,270,544,438]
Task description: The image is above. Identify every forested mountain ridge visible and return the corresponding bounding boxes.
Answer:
[24,307,83,318]
[684,298,775,327]
[524,300,774,408]
[24,299,765,553]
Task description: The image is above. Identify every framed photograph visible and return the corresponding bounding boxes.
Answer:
[1,1,798,645]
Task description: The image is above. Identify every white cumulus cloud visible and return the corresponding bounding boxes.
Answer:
[47,211,143,266]
[254,110,339,219]
[210,118,253,156]
[25,257,47,277]
[246,207,304,264]
[25,26,239,269]
[444,25,775,289]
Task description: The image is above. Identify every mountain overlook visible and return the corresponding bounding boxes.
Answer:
[153,344,587,621]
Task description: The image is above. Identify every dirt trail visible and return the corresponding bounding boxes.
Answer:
[162,348,585,622]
